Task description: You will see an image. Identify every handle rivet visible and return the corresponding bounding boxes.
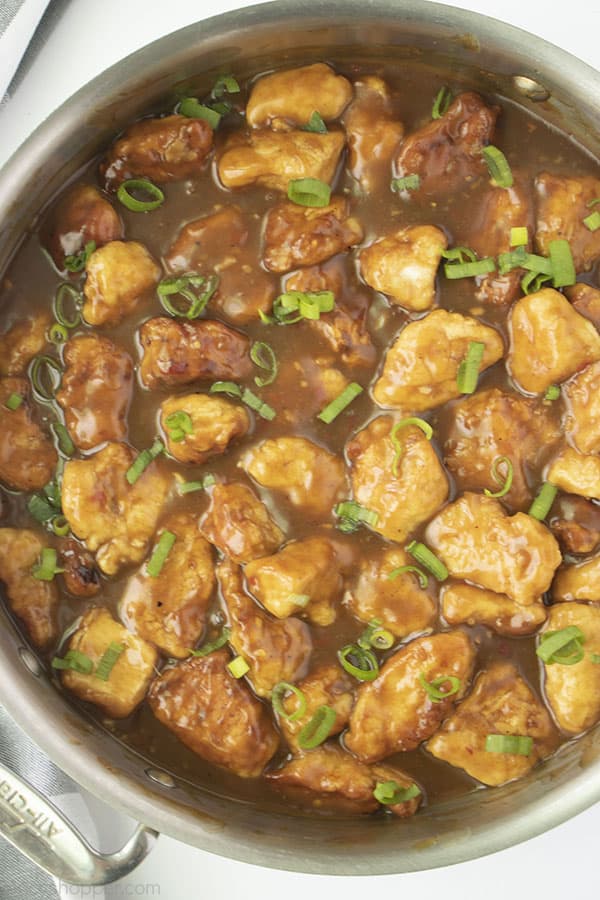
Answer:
[145,768,175,788]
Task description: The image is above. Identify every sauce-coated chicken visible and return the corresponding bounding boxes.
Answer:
[200,482,284,563]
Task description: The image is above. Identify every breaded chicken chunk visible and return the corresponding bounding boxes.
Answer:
[550,494,600,556]
[0,528,58,647]
[441,583,546,636]
[345,630,475,762]
[343,76,404,192]
[200,482,283,563]
[246,63,352,129]
[0,313,50,377]
[83,240,161,327]
[160,393,250,465]
[426,492,561,606]
[566,283,600,331]
[359,225,447,311]
[564,362,600,455]
[547,447,600,500]
[553,555,600,602]
[347,417,448,542]
[41,183,123,269]
[535,173,600,271]
[373,310,504,411]
[508,288,600,395]
[244,536,343,626]
[56,334,133,451]
[276,664,354,752]
[61,442,171,576]
[60,608,158,718]
[0,377,57,491]
[427,662,558,785]
[120,512,215,658]
[217,557,312,697]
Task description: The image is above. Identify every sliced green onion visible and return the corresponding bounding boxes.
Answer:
[289,594,311,608]
[51,649,93,675]
[211,74,240,97]
[287,178,331,208]
[209,381,276,420]
[457,341,485,394]
[510,227,528,247]
[178,98,221,128]
[357,619,394,651]
[27,494,58,523]
[227,655,250,678]
[125,439,164,485]
[583,211,600,232]
[51,515,70,536]
[388,565,429,589]
[209,381,242,398]
[528,482,558,521]
[431,85,452,119]
[317,382,363,424]
[419,673,461,703]
[64,240,96,273]
[43,477,62,509]
[117,179,165,213]
[296,704,336,749]
[545,385,560,401]
[251,341,278,387]
[49,323,69,345]
[481,145,513,188]
[54,283,83,327]
[391,174,421,193]
[5,392,23,411]
[485,734,533,755]
[374,780,421,805]
[31,548,64,581]
[52,423,75,457]
[442,246,477,264]
[444,257,496,280]
[165,410,194,443]
[271,682,307,721]
[548,239,576,288]
[94,642,125,681]
[405,540,448,582]
[537,626,585,665]
[389,417,433,477]
[483,455,514,499]
[303,111,327,133]
[177,474,216,494]
[189,627,231,657]
[147,530,176,577]
[591,653,600,664]
[334,500,378,533]
[338,644,380,682]
[30,355,62,401]
[268,289,335,325]
[157,273,218,319]
[521,270,553,295]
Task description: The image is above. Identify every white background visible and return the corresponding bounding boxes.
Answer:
[1,0,599,897]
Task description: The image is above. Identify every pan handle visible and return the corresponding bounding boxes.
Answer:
[0,759,158,885]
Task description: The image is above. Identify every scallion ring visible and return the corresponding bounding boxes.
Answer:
[189,627,231,657]
[95,642,125,681]
[211,74,240,97]
[52,422,75,457]
[287,177,331,208]
[48,323,68,345]
[271,682,307,721]
[5,392,23,411]
[357,620,394,651]
[177,474,216,494]
[405,540,448,582]
[431,85,452,119]
[334,500,378,533]
[391,174,421,193]
[510,227,528,247]
[548,238,576,288]
[117,179,165,213]
[64,240,96,273]
[481,145,514,188]
[485,734,533,756]
[250,341,278,387]
[419,673,461,703]
[164,410,194,443]
[157,273,218,318]
[317,382,363,424]
[51,649,93,675]
[296,705,336,750]
[389,417,433,477]
[374,780,421,805]
[27,494,58,524]
[483,455,514,499]
[147,530,176,578]
[544,385,560,401]
[178,98,221,128]
[521,270,553,295]
[444,257,496,280]
[227,655,250,679]
[54,283,83,327]
[528,482,558,521]
[125,439,164,485]
[303,111,327,133]
[387,565,429,589]
[536,626,585,665]
[51,515,70,537]
[30,355,62,401]
[31,547,64,582]
[338,643,380,682]
[456,341,485,394]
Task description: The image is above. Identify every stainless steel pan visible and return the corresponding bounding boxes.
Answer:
[0,0,599,882]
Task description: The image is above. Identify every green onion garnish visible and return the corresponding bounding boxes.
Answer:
[54,283,83,327]
[51,515,70,536]
[528,482,558,521]
[419,673,461,703]
[164,410,194,443]
[27,494,58,523]
[591,653,600,664]
[289,593,311,608]
[544,385,560,401]
[296,705,337,749]
[31,548,64,582]
[338,643,380,682]
[374,780,421,805]
[444,257,496,280]
[209,381,276,420]
[227,655,250,679]
[391,174,421,193]
[125,439,164,485]
[389,417,433,477]
[94,642,125,681]
[5,392,23,411]
[405,540,448,581]
[521,270,553,295]
[334,500,378,533]
[30,355,62,401]
[388,565,429,589]
[271,682,307,721]
[117,179,165,213]
[583,211,600,232]
[303,111,327,133]
[157,273,218,319]
[178,98,221,128]
[49,323,69,345]
[357,619,395,651]
[548,239,576,288]
[497,246,553,277]
[147,530,176,577]
[250,341,278,387]
[64,240,96,273]
[52,423,75,457]
[44,476,62,509]
[51,649,93,674]
[265,290,335,325]
[211,74,240,97]
[431,85,452,119]
[287,177,331,208]
[481,145,514,188]
[536,626,585,665]
[510,227,528,247]
[317,382,363,424]
[485,734,533,756]
[189,627,231,657]
[457,341,485,394]
[483,455,514,499]
[177,473,216,494]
